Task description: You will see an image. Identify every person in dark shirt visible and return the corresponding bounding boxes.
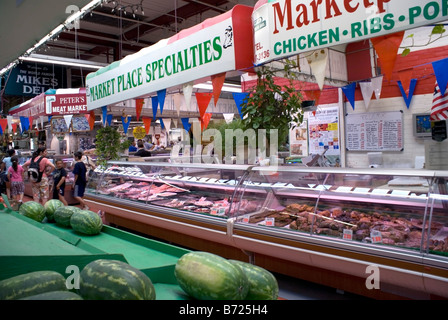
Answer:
[134,141,152,157]
[129,140,138,152]
[72,151,88,209]
[52,159,68,205]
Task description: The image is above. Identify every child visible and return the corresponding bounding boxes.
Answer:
[72,151,88,210]
[52,159,68,206]
[7,155,25,205]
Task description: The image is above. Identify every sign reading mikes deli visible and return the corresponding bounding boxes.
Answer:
[253,0,448,65]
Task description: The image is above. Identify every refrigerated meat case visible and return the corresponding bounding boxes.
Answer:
[84,161,448,299]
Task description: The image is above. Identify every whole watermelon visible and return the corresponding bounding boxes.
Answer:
[174,251,249,300]
[79,259,156,300]
[44,199,65,222]
[70,210,103,235]
[20,291,83,300]
[54,206,81,227]
[18,201,46,223]
[229,260,279,300]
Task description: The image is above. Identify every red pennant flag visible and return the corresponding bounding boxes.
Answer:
[307,90,322,106]
[200,113,212,132]
[142,117,152,134]
[135,98,144,121]
[211,72,226,106]
[12,123,17,133]
[398,68,414,95]
[370,31,405,81]
[0,119,7,133]
[29,117,34,129]
[195,92,213,118]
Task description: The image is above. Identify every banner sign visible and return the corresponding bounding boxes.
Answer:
[253,0,448,65]
[86,5,254,111]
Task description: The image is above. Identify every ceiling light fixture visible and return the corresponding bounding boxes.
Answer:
[193,82,242,93]
[19,54,109,69]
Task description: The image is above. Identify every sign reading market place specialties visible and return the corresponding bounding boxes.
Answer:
[252,0,448,65]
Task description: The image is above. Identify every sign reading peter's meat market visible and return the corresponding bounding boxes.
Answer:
[253,0,448,65]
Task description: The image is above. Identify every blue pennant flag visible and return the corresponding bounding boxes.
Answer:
[232,92,249,119]
[341,82,356,110]
[159,118,165,130]
[181,118,191,132]
[397,79,417,109]
[157,89,167,115]
[151,96,159,120]
[20,116,29,133]
[432,57,448,96]
[102,106,108,126]
[106,114,113,126]
[121,116,131,134]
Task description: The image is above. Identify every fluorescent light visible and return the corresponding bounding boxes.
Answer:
[20,54,108,69]
[194,81,242,93]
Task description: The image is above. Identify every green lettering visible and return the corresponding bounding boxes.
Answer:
[152,61,158,81]
[307,32,318,47]
[190,45,198,67]
[145,63,152,83]
[351,22,362,38]
[198,43,204,65]
[212,37,222,61]
[274,42,282,55]
[172,54,178,74]
[319,30,328,45]
[298,36,307,50]
[165,55,172,76]
[90,87,95,101]
[177,51,185,71]
[158,59,164,79]
[329,27,339,43]
[183,49,191,70]
[204,40,212,63]
[117,75,123,92]
[383,13,394,30]
[424,2,439,20]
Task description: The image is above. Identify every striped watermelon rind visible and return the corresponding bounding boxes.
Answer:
[229,260,279,300]
[174,251,249,300]
[44,199,65,222]
[0,271,67,300]
[54,206,81,227]
[79,259,156,300]
[70,210,103,235]
[18,201,46,223]
[20,291,83,300]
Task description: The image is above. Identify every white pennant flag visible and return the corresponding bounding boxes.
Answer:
[164,118,172,133]
[223,113,234,124]
[371,76,383,100]
[173,94,183,117]
[7,116,13,132]
[63,115,73,131]
[172,119,178,128]
[359,81,374,110]
[40,116,44,129]
[183,82,194,110]
[306,48,328,90]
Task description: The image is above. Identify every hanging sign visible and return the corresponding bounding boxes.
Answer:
[86,5,254,111]
[253,0,448,65]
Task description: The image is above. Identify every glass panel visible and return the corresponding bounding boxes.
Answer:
[427,174,448,256]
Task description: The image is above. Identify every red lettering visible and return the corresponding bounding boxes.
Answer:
[377,0,391,14]
[344,0,359,13]
[325,0,342,19]
[272,0,293,34]
[295,4,310,27]
[309,0,323,23]
[363,0,374,8]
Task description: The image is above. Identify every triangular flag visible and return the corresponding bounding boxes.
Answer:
[28,117,33,130]
[135,98,144,121]
[40,116,44,129]
[12,123,17,133]
[432,57,448,96]
[20,116,30,132]
[164,118,171,133]
[397,78,417,109]
[121,116,131,134]
[307,89,322,106]
[0,125,2,136]
[398,68,414,95]
[7,116,13,132]
[232,92,249,119]
[106,114,113,126]
[172,119,178,128]
[159,118,165,130]
[181,117,191,132]
[370,31,405,81]
[0,119,7,133]
[371,76,383,100]
[306,48,328,90]
[101,106,108,127]
[173,94,182,117]
[211,72,226,106]
[195,92,213,118]
[63,115,73,131]
[183,82,194,110]
[142,117,152,135]
[223,113,234,124]
[89,111,95,130]
[157,89,167,115]
[359,81,374,110]
[151,96,158,120]
[200,113,212,131]
[341,82,356,110]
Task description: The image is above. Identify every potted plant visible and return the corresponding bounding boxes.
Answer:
[95,126,131,167]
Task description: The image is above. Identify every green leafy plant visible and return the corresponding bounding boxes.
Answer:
[401,24,447,56]
[95,126,131,167]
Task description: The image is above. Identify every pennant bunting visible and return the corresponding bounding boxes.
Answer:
[0,126,2,135]
[183,82,194,110]
[157,89,167,115]
[121,116,131,134]
[28,117,33,130]
[371,76,383,100]
[101,106,108,127]
[172,119,178,128]
[151,96,159,120]
[20,116,30,133]
[12,123,17,133]
[159,118,165,130]
[223,113,234,124]
[63,115,73,131]
[370,31,405,81]
[200,113,212,131]
[232,92,249,119]
[106,114,113,126]
[431,81,448,120]
[40,116,44,130]
[306,48,328,90]
[135,98,144,121]
[0,119,7,133]
[181,117,191,132]
[195,92,213,118]
[432,57,448,96]
[307,90,322,106]
[211,72,226,106]
[7,116,13,132]
[173,94,182,117]
[398,68,414,95]
[163,118,172,133]
[142,117,152,134]
[359,81,374,110]
[341,82,356,110]
[397,78,417,109]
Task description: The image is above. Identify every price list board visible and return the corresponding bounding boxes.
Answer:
[345,111,403,151]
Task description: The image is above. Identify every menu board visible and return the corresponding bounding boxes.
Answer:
[345,111,403,151]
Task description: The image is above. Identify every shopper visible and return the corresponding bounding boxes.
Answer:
[0,162,7,198]
[80,151,97,180]
[7,155,25,205]
[22,147,55,206]
[73,151,88,210]
[129,140,137,152]
[52,159,68,206]
[134,141,152,157]
[2,149,15,199]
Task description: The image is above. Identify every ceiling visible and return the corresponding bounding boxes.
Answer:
[1,0,258,90]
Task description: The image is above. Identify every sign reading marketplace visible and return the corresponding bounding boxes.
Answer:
[252,0,448,65]
[86,5,254,111]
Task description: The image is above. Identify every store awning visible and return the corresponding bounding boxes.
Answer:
[85,4,254,111]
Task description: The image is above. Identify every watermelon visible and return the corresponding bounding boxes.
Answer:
[79,259,156,300]
[0,271,67,300]
[174,251,249,300]
[229,260,279,300]
[44,199,65,222]
[54,206,81,227]
[20,291,83,300]
[70,210,103,235]
[18,201,46,222]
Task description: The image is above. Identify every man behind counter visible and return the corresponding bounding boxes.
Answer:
[134,141,152,157]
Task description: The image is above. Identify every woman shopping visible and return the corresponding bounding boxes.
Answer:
[7,155,25,206]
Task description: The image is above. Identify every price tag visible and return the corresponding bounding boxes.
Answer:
[370,231,383,244]
[241,215,250,223]
[342,229,353,241]
[264,217,275,227]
